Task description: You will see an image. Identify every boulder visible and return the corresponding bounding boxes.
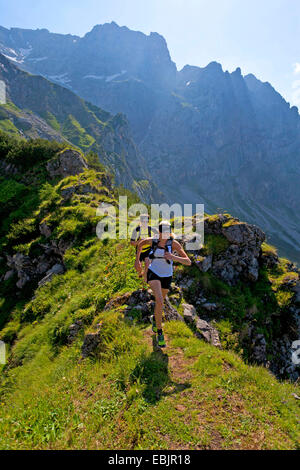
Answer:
[202,302,218,312]
[222,222,265,246]
[7,253,36,289]
[182,303,221,347]
[81,327,102,358]
[163,297,183,322]
[196,254,212,272]
[182,303,197,324]
[46,149,88,178]
[204,214,231,234]
[104,289,153,312]
[38,263,64,287]
[195,318,221,348]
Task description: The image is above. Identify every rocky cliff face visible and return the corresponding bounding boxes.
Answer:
[0,23,300,263]
[0,53,159,202]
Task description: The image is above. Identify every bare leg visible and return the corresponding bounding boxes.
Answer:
[143,257,150,283]
[161,288,169,322]
[148,280,164,330]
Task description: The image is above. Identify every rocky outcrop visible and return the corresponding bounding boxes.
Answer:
[163,297,183,322]
[182,303,221,348]
[81,323,102,358]
[38,263,64,287]
[195,216,266,285]
[6,253,37,289]
[6,250,64,290]
[46,149,88,178]
[195,254,212,273]
[104,288,182,323]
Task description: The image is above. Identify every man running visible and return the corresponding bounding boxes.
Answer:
[135,220,191,348]
[130,214,158,279]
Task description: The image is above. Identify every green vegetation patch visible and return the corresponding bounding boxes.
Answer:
[62,115,95,149]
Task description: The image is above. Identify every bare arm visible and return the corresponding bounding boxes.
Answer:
[164,240,191,266]
[134,237,152,270]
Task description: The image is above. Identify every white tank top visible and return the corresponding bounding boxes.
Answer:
[149,246,173,278]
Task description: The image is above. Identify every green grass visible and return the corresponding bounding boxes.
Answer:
[62,115,95,149]
[202,234,230,256]
[0,119,20,136]
[0,138,299,449]
[0,313,299,450]
[44,111,61,132]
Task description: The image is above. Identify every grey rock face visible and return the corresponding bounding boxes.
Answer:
[46,149,88,178]
[222,223,265,246]
[163,297,183,322]
[182,303,221,348]
[196,254,212,273]
[38,264,65,287]
[183,304,221,348]
[182,303,197,324]
[195,318,221,348]
[7,253,36,289]
[194,215,266,285]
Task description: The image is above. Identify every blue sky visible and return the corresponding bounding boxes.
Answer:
[1,0,300,107]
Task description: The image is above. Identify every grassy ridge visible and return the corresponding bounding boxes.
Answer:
[0,133,299,449]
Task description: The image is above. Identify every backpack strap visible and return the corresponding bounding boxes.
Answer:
[148,238,159,259]
[148,238,173,261]
[135,225,141,241]
[165,238,173,253]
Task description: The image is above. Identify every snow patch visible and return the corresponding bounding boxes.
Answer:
[83,74,105,80]
[3,54,18,62]
[28,57,48,62]
[48,73,71,85]
[106,70,127,82]
[83,70,127,82]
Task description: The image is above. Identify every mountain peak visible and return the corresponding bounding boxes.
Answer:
[205,61,223,73]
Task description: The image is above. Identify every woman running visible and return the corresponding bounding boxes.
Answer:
[135,220,191,348]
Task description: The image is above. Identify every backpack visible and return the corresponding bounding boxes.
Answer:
[148,238,173,264]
